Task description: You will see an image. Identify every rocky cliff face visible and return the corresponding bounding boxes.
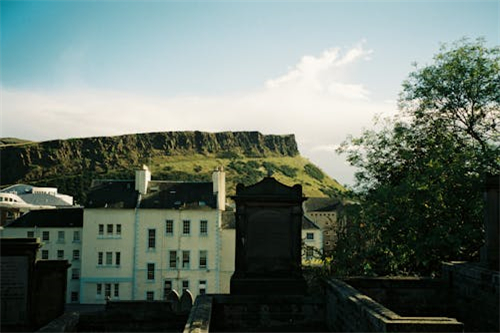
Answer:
[0,131,299,186]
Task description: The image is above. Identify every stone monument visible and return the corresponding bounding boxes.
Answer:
[230,177,307,295]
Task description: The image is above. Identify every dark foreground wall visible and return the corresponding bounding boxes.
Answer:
[325,278,463,332]
[443,262,499,332]
[343,277,450,317]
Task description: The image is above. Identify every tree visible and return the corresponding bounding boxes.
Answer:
[400,38,500,161]
[334,38,499,277]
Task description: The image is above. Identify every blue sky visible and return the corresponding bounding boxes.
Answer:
[1,0,498,185]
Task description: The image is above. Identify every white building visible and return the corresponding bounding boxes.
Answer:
[0,184,75,225]
[80,166,230,303]
[1,208,83,303]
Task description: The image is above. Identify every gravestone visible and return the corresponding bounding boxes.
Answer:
[180,289,194,313]
[0,238,40,331]
[230,177,307,295]
[166,289,181,313]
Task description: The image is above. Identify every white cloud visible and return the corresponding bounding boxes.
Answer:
[265,41,373,100]
[0,42,396,185]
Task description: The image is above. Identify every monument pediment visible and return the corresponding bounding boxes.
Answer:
[233,177,304,202]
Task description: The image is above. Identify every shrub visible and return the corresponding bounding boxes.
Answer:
[304,163,324,181]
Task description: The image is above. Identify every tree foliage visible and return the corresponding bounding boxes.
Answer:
[334,38,500,277]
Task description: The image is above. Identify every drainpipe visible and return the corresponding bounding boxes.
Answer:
[132,194,141,300]
[215,209,221,293]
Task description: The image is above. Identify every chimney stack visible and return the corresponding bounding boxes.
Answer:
[212,166,226,211]
[135,165,151,195]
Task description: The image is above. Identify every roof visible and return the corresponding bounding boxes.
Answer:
[20,193,71,206]
[1,184,73,206]
[220,211,320,230]
[303,197,341,212]
[86,181,138,208]
[0,184,34,194]
[4,208,83,228]
[222,211,236,229]
[140,181,216,209]
[302,215,320,230]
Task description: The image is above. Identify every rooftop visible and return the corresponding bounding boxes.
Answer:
[4,207,83,228]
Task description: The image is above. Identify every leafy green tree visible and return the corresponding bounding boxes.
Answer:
[334,38,499,277]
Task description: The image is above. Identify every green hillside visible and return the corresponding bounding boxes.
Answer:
[0,131,343,204]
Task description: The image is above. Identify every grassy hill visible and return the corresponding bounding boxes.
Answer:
[0,131,343,204]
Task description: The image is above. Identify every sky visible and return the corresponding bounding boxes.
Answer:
[1,0,499,186]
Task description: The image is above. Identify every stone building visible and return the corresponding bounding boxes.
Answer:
[303,197,341,254]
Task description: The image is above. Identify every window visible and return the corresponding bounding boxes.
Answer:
[42,231,50,241]
[182,220,190,235]
[73,250,80,261]
[146,291,154,301]
[58,231,65,242]
[200,220,208,235]
[164,280,172,299]
[115,252,121,266]
[107,224,113,235]
[305,247,313,259]
[147,263,155,280]
[148,229,156,249]
[106,252,113,265]
[182,251,190,269]
[116,224,121,236]
[114,284,120,297]
[98,224,104,236]
[71,292,79,302]
[73,230,80,242]
[72,268,80,280]
[57,250,64,259]
[165,220,173,235]
[27,231,34,238]
[306,232,314,240]
[169,251,177,269]
[98,252,103,265]
[105,283,111,297]
[97,283,102,296]
[199,250,207,269]
[182,280,189,292]
[199,280,207,295]
[42,250,49,259]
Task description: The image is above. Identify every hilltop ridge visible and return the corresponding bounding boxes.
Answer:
[0,131,343,203]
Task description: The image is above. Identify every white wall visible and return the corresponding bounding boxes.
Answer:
[1,226,83,303]
[81,209,135,304]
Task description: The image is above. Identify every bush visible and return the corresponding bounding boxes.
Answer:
[304,163,324,181]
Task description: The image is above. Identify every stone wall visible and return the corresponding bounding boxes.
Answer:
[325,278,463,332]
[208,294,326,332]
[77,301,188,332]
[443,262,499,332]
[343,277,450,317]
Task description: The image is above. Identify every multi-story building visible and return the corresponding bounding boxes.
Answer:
[303,197,341,255]
[1,207,84,303]
[80,166,228,303]
[0,184,74,225]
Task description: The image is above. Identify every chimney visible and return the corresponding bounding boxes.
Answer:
[212,166,226,211]
[135,165,151,195]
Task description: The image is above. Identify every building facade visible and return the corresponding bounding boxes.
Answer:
[1,208,83,303]
[303,197,341,255]
[80,166,229,304]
